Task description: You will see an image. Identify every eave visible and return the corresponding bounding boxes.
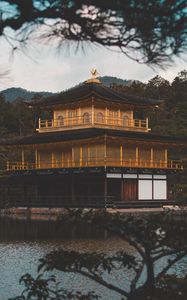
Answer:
[2,128,186,148]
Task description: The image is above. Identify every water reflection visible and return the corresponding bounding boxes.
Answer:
[0,215,106,240]
[0,215,186,300]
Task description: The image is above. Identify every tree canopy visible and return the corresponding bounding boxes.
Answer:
[0,0,186,65]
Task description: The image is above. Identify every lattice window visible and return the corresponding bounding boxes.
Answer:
[96,112,104,123]
[83,112,90,124]
[57,115,64,126]
[123,114,129,126]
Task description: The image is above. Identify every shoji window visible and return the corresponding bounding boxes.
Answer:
[153,180,167,199]
[138,180,152,200]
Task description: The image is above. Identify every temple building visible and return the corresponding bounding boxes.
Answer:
[2,72,185,207]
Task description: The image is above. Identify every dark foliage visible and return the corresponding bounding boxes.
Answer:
[9,274,99,300]
[111,70,187,136]
[0,94,34,136]
[0,1,186,65]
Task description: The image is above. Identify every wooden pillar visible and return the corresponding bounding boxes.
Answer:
[52,111,54,127]
[146,117,149,130]
[52,152,54,168]
[91,101,94,125]
[35,149,38,168]
[65,109,68,126]
[23,181,27,205]
[105,107,108,124]
[71,174,75,202]
[118,109,120,126]
[151,147,153,167]
[78,107,81,124]
[61,152,64,168]
[121,176,124,201]
[104,135,107,167]
[77,107,81,124]
[34,179,38,203]
[120,145,123,166]
[72,147,74,167]
[87,146,90,167]
[104,175,107,208]
[136,146,138,166]
[131,111,134,127]
[21,149,25,168]
[80,146,83,167]
[165,148,168,168]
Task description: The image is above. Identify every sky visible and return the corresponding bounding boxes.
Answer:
[0,38,186,93]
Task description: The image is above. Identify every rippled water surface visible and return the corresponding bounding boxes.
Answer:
[0,216,186,300]
[0,239,133,299]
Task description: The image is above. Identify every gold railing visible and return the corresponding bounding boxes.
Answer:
[6,159,183,171]
[38,115,149,132]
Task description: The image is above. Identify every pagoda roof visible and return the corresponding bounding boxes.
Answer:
[2,128,186,146]
[26,81,161,108]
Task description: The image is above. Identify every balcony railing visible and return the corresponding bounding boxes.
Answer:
[37,115,149,133]
[6,158,183,171]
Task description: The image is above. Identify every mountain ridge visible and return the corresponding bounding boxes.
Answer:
[0,76,138,102]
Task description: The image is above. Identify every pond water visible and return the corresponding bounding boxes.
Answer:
[0,215,186,300]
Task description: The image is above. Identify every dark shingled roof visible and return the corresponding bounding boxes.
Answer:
[26,81,162,108]
[2,128,186,146]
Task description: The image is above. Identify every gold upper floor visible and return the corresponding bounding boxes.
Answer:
[37,102,150,133]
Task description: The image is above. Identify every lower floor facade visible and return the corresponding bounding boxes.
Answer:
[0,167,178,208]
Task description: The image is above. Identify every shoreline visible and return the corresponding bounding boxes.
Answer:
[0,206,186,221]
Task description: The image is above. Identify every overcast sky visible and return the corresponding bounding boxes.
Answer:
[0,38,186,92]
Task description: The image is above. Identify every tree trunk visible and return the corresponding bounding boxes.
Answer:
[145,250,155,290]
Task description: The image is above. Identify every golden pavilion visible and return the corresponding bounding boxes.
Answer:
[2,71,185,207]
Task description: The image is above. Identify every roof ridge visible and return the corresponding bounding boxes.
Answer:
[26,81,161,107]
